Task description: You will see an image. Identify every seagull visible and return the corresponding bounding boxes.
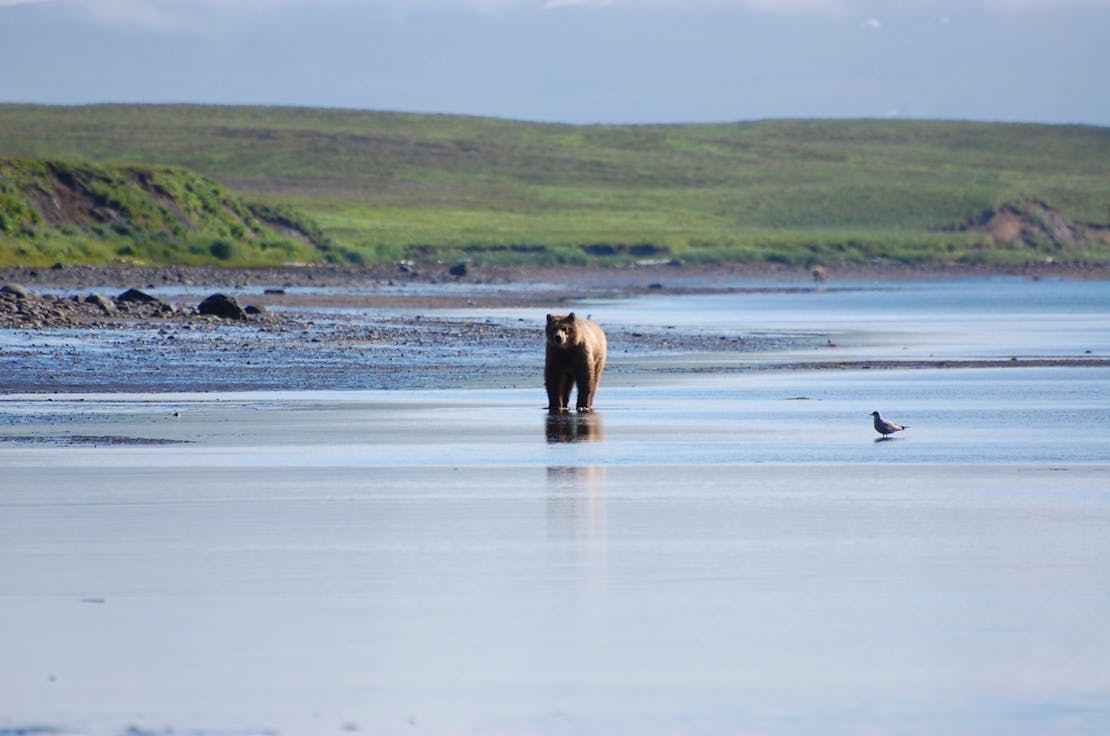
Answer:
[871,410,908,437]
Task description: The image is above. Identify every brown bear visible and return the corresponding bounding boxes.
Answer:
[545,312,607,413]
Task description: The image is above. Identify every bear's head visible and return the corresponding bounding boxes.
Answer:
[546,312,578,348]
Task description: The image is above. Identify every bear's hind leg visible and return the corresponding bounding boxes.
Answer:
[574,369,595,412]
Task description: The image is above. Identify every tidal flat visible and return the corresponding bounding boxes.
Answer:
[2,270,1109,736]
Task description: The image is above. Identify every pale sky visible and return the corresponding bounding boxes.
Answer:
[1,0,1108,125]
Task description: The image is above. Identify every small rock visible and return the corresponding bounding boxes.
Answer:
[244,304,266,315]
[449,262,468,277]
[85,294,117,314]
[1,283,29,298]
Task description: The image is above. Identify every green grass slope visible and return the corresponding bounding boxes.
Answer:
[0,157,332,266]
[1,103,1108,267]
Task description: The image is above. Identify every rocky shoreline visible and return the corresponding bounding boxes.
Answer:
[4,258,1109,331]
[4,256,1108,293]
[0,283,278,330]
[0,262,794,393]
[0,261,647,330]
[0,260,794,330]
[3,260,1108,394]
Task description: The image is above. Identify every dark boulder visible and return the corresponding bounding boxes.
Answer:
[198,293,247,320]
[117,288,160,304]
[449,262,468,277]
[1,283,29,298]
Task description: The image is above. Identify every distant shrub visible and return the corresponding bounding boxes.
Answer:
[338,248,366,265]
[209,239,236,260]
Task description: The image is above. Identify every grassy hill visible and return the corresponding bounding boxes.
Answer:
[1,103,1109,267]
[0,158,341,265]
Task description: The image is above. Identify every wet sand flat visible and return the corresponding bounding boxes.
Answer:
[3,364,1110,736]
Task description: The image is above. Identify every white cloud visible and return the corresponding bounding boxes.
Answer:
[741,0,843,11]
[543,0,614,9]
[15,0,1110,33]
[860,16,881,29]
[981,0,1110,9]
[76,0,203,32]
[6,0,837,33]
[23,0,360,33]
[381,0,847,11]
[459,0,1110,9]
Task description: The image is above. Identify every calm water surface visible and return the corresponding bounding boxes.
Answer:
[2,277,1109,736]
[445,275,1110,367]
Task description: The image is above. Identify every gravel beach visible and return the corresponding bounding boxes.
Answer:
[4,261,1109,394]
[0,261,818,393]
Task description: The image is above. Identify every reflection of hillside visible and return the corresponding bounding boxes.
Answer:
[545,412,605,443]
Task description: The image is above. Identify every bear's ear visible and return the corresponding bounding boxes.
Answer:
[546,314,555,323]
[567,312,576,320]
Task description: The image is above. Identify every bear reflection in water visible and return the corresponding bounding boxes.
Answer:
[546,463,608,541]
[545,411,605,443]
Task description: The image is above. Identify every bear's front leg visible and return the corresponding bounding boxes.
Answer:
[559,371,574,411]
[545,379,564,412]
[545,361,570,412]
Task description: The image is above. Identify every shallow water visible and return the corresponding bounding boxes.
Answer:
[3,276,1108,394]
[459,275,1110,363]
[2,277,1110,736]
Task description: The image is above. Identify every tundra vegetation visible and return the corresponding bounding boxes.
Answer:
[1,103,1108,268]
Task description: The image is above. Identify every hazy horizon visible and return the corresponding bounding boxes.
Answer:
[2,0,1108,127]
